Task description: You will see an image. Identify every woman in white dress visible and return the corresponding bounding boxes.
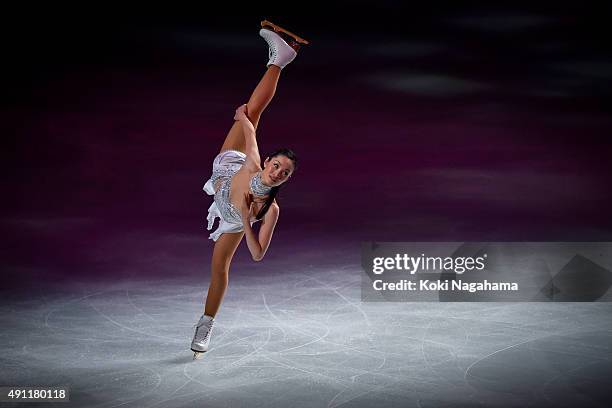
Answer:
[191,21,309,358]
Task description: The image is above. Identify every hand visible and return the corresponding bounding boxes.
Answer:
[233,104,248,121]
[240,192,254,221]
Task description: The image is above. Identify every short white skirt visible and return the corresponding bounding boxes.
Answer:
[203,150,247,242]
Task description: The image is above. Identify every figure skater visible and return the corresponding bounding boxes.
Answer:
[191,21,309,359]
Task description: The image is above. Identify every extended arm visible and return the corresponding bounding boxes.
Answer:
[234,104,261,170]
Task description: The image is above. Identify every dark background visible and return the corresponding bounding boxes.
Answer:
[2,2,612,287]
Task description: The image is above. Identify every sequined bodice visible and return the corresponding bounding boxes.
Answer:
[214,177,242,224]
[212,171,271,225]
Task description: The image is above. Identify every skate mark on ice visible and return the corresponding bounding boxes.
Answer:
[210,328,272,374]
[262,293,289,342]
[44,289,109,329]
[125,288,157,322]
[261,294,332,354]
[86,298,182,343]
[461,325,601,386]
[302,272,371,328]
[107,367,163,408]
[418,307,466,391]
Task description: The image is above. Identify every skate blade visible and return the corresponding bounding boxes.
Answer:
[261,20,309,45]
[191,348,206,360]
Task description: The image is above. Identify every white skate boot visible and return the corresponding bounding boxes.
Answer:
[259,20,309,70]
[191,314,215,359]
[260,28,297,69]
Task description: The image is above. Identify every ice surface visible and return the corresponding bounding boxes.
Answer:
[2,262,612,407]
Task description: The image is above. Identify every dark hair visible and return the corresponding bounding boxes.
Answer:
[255,148,298,220]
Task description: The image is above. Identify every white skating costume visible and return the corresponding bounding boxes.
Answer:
[192,21,307,359]
[203,149,272,241]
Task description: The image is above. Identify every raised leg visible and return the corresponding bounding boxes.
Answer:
[219,65,281,154]
[203,231,245,317]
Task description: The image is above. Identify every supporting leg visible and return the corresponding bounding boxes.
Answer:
[204,231,245,317]
[219,66,281,154]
